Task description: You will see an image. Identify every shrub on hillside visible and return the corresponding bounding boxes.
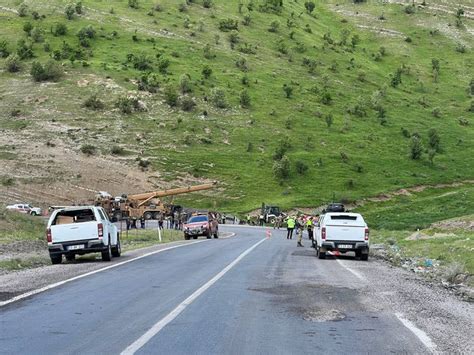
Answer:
[210,88,228,108]
[180,96,196,111]
[157,57,170,74]
[273,155,290,180]
[235,57,248,71]
[259,0,284,14]
[295,160,308,175]
[128,0,139,9]
[5,54,21,73]
[80,144,96,155]
[305,1,315,14]
[273,137,291,160]
[178,3,187,12]
[75,2,83,14]
[65,4,75,20]
[0,40,10,58]
[83,94,105,110]
[31,27,44,43]
[164,85,178,107]
[410,136,423,160]
[23,22,33,36]
[202,65,212,79]
[268,20,280,33]
[283,84,293,98]
[30,60,63,82]
[243,15,251,26]
[18,3,28,17]
[325,114,333,128]
[239,89,251,108]
[52,23,68,36]
[203,0,213,8]
[391,68,402,87]
[428,128,441,152]
[179,73,192,94]
[218,18,238,32]
[115,96,143,114]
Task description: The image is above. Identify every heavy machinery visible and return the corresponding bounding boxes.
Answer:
[261,203,285,223]
[95,182,217,221]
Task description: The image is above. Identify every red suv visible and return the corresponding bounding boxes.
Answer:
[184,214,218,240]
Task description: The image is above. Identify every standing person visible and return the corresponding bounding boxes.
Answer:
[247,214,251,225]
[296,217,304,247]
[286,216,295,239]
[306,216,314,241]
[259,214,265,227]
[158,214,164,230]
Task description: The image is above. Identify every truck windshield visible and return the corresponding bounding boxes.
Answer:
[53,209,96,225]
[188,216,208,223]
[330,215,357,220]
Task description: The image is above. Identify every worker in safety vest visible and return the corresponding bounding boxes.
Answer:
[306,216,314,241]
[286,216,296,239]
[296,216,305,247]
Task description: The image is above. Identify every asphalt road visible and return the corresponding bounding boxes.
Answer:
[0,226,450,354]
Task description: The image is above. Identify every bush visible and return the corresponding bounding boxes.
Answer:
[404,5,415,14]
[239,89,251,108]
[18,3,28,17]
[391,68,402,88]
[428,129,440,152]
[268,20,280,33]
[180,96,196,111]
[111,146,125,155]
[23,22,33,36]
[80,144,96,155]
[30,60,63,82]
[259,0,283,14]
[203,44,215,59]
[115,96,143,114]
[273,155,290,180]
[469,79,474,96]
[77,25,96,40]
[218,18,238,32]
[0,40,10,58]
[210,87,227,108]
[157,57,170,74]
[83,94,105,110]
[128,0,139,9]
[283,84,293,98]
[305,1,315,14]
[53,23,68,36]
[75,1,83,14]
[295,160,308,175]
[273,137,291,160]
[432,107,441,118]
[455,43,466,54]
[138,159,151,168]
[65,4,75,20]
[178,3,187,12]
[458,117,469,126]
[5,54,21,73]
[203,0,213,8]
[202,65,212,79]
[243,15,251,26]
[164,85,178,107]
[401,127,410,138]
[31,27,44,43]
[320,91,332,105]
[410,136,423,160]
[325,114,333,128]
[235,57,248,71]
[179,73,192,94]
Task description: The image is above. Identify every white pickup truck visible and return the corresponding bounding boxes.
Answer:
[46,206,121,264]
[314,212,369,260]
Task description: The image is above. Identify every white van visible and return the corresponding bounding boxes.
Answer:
[314,212,369,260]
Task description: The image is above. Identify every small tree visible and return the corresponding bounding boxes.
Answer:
[65,4,75,20]
[75,1,83,14]
[0,40,10,58]
[5,54,21,73]
[210,87,228,108]
[128,0,139,9]
[53,23,68,36]
[391,68,402,88]
[179,73,192,94]
[23,22,33,36]
[432,58,440,82]
[410,136,423,160]
[273,155,290,179]
[202,65,212,79]
[239,89,251,108]
[283,84,293,98]
[295,160,309,175]
[325,114,333,128]
[18,3,28,17]
[428,128,441,152]
[164,85,178,107]
[304,1,315,14]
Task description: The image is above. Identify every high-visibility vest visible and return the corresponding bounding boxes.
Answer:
[287,218,295,228]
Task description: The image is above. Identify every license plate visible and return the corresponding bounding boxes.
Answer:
[338,244,353,249]
[68,244,84,250]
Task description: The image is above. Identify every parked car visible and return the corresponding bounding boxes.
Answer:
[6,203,42,216]
[314,212,369,260]
[183,214,218,240]
[46,206,121,264]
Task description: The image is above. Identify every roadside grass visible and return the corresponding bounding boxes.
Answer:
[0,256,50,271]
[0,210,45,242]
[120,228,184,251]
[0,1,472,212]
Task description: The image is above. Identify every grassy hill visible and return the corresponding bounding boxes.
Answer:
[0,0,473,212]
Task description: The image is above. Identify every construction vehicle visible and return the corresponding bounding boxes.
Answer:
[261,203,285,223]
[95,182,217,221]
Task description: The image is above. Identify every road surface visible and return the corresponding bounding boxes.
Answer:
[0,226,472,354]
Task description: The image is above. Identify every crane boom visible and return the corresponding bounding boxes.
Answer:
[127,182,217,202]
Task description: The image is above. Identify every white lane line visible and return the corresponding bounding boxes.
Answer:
[0,240,209,308]
[395,313,437,352]
[121,237,267,355]
[335,259,366,281]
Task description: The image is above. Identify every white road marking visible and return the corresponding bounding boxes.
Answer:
[335,259,366,281]
[395,313,437,352]
[0,240,210,307]
[121,237,267,355]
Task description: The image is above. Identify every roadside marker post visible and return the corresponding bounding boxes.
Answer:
[158,225,162,242]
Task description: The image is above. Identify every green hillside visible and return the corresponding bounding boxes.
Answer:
[0,0,473,212]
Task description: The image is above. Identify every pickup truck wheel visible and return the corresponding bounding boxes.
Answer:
[101,243,112,261]
[65,254,75,261]
[360,253,369,261]
[30,211,37,216]
[112,235,121,257]
[50,254,62,264]
[317,247,326,259]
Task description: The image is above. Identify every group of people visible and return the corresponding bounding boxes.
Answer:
[285,215,319,248]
